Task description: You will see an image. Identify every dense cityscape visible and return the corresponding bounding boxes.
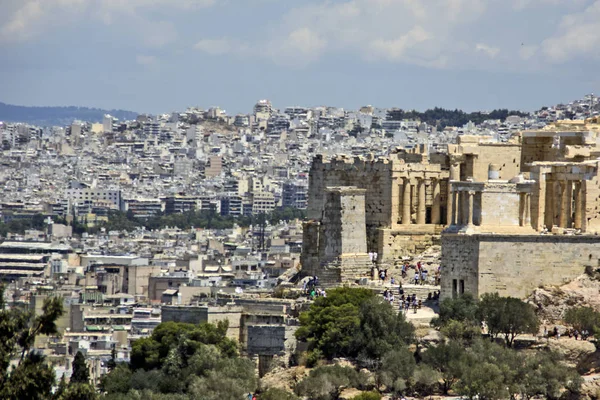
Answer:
[0,92,600,399]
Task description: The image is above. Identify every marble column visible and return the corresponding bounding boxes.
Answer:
[431,178,441,225]
[544,180,554,229]
[402,178,411,225]
[574,181,583,230]
[417,178,426,224]
[566,180,573,228]
[559,180,568,228]
[524,193,531,227]
[451,190,458,225]
[447,162,460,225]
[519,192,525,227]
[467,191,474,226]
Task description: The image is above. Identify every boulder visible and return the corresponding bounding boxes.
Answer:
[547,338,596,367]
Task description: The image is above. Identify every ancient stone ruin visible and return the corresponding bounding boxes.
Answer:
[302,117,600,297]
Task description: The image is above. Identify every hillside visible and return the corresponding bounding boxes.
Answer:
[0,101,138,126]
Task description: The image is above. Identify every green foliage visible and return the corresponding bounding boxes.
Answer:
[351,391,381,400]
[130,320,237,371]
[295,365,362,400]
[431,293,480,328]
[0,213,49,237]
[422,341,467,394]
[99,364,132,394]
[101,320,255,399]
[439,319,480,343]
[296,287,376,359]
[71,351,90,384]
[377,349,415,394]
[0,287,64,400]
[260,387,300,400]
[385,107,528,129]
[305,349,324,368]
[451,339,580,400]
[354,298,414,361]
[412,364,441,396]
[58,382,98,400]
[564,306,600,334]
[479,293,539,347]
[0,352,56,400]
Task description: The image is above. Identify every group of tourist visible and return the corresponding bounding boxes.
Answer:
[546,326,592,341]
[303,275,327,299]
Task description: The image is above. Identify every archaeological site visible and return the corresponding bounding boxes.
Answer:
[301,117,600,300]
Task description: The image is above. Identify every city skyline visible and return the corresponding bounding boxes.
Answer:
[1,0,599,114]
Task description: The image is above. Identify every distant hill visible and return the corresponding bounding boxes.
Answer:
[0,101,139,127]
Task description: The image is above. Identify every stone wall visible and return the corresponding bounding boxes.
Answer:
[441,233,600,299]
[378,226,443,264]
[246,325,286,356]
[161,305,242,340]
[307,155,393,251]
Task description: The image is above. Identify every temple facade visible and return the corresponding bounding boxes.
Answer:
[302,117,600,296]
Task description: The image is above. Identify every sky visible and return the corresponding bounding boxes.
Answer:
[1,0,599,115]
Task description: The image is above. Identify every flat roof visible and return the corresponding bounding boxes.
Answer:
[0,242,71,251]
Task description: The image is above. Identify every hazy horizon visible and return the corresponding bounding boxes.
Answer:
[2,0,599,115]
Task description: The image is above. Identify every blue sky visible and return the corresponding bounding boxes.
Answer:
[1,0,599,115]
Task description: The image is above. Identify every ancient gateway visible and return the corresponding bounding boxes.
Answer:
[301,118,600,299]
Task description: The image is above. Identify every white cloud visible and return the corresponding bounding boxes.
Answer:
[542,1,600,63]
[369,26,432,62]
[194,38,233,55]
[136,54,157,66]
[285,28,327,57]
[475,43,500,58]
[0,0,216,44]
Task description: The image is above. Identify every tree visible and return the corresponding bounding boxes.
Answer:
[71,351,90,384]
[431,293,480,328]
[422,340,466,394]
[295,287,376,359]
[130,320,237,371]
[0,287,63,400]
[377,349,415,395]
[295,365,362,400]
[564,306,600,334]
[479,294,539,347]
[107,347,117,372]
[353,297,414,362]
[101,321,255,398]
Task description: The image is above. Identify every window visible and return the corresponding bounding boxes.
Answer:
[452,279,458,298]
[460,279,465,295]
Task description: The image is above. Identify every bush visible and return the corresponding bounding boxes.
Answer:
[295,365,361,400]
[564,306,600,334]
[260,387,300,400]
[377,349,415,394]
[351,392,381,400]
[306,349,324,368]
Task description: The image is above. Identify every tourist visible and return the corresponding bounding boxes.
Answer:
[421,270,427,285]
[379,269,386,283]
[414,272,419,285]
[398,284,404,296]
[574,330,579,340]
[391,276,395,285]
